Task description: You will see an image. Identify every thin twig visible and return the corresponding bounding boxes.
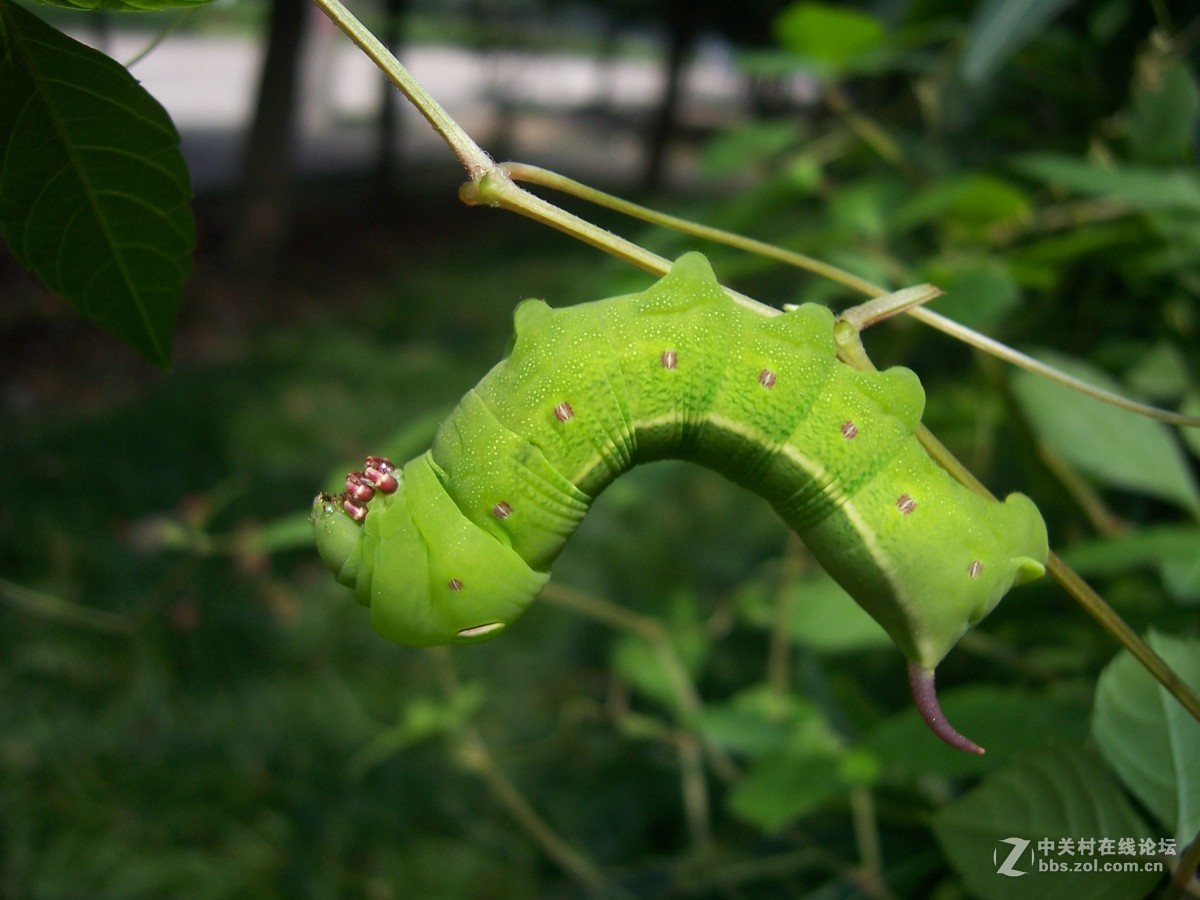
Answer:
[848,788,892,899]
[1033,443,1127,537]
[1164,829,1200,899]
[0,577,133,636]
[456,727,615,893]
[906,306,1200,428]
[308,0,492,177]
[541,583,741,782]
[430,649,616,894]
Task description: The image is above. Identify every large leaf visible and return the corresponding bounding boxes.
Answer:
[772,2,887,76]
[1010,350,1200,514]
[0,1,194,366]
[1059,525,1200,605]
[734,572,892,654]
[1128,60,1200,164]
[726,749,845,832]
[868,687,1089,780]
[697,686,836,759]
[1093,633,1200,847]
[932,746,1160,900]
[961,0,1078,84]
[1013,154,1200,214]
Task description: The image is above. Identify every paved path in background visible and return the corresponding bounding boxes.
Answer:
[85,22,746,191]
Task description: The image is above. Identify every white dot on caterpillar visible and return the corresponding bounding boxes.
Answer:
[661,350,677,370]
[448,578,464,592]
[554,402,574,422]
[492,501,513,519]
[968,559,983,579]
[896,494,916,516]
[840,420,858,440]
[758,368,777,389]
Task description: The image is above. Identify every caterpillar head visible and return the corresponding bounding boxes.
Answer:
[312,454,549,646]
[889,489,1048,755]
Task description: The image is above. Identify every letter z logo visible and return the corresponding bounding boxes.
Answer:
[994,837,1030,876]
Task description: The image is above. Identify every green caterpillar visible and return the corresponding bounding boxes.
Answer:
[313,252,1048,753]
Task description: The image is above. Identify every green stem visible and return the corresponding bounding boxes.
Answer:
[460,171,674,281]
[502,162,885,298]
[1045,553,1200,726]
[676,731,713,852]
[848,788,889,898]
[0,577,133,636]
[906,307,1200,428]
[1033,443,1127,537]
[540,583,741,782]
[498,163,1196,429]
[1165,829,1200,899]
[431,649,614,893]
[457,727,614,893]
[825,83,907,171]
[308,0,491,177]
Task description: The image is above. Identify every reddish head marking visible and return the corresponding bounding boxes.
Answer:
[364,456,395,474]
[840,421,858,440]
[897,494,916,516]
[345,472,375,502]
[342,497,368,522]
[661,350,678,370]
[492,501,513,520]
[363,456,399,494]
[554,402,574,422]
[758,369,777,389]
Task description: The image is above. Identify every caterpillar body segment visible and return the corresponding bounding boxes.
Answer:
[312,252,1049,750]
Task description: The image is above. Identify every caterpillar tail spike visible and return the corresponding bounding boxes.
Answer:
[312,252,1050,752]
[909,662,985,755]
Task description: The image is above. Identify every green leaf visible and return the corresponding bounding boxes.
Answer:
[895,173,1032,243]
[1058,525,1200,604]
[700,120,801,177]
[610,593,709,713]
[726,749,845,832]
[1161,556,1200,604]
[346,683,486,778]
[734,573,892,654]
[932,746,1159,900]
[772,2,886,75]
[1093,633,1200,846]
[920,258,1021,331]
[0,1,194,366]
[1123,342,1190,402]
[1182,392,1200,461]
[696,686,834,758]
[1013,154,1200,213]
[1010,350,1200,513]
[1128,61,1200,164]
[961,0,1078,84]
[868,687,1089,780]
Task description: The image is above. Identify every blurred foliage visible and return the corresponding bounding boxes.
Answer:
[3,0,1200,898]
